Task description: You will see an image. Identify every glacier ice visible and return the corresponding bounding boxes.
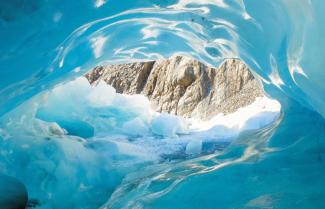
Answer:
[1,0,325,208]
[0,76,281,208]
[151,113,188,137]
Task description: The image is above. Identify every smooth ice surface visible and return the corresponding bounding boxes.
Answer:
[1,0,325,208]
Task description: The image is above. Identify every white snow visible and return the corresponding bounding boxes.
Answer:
[187,96,281,137]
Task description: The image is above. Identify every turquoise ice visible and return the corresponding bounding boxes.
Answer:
[0,0,325,208]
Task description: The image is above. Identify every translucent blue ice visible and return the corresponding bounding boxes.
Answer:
[0,0,325,208]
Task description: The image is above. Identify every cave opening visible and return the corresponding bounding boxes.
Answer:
[0,55,282,208]
[34,55,281,157]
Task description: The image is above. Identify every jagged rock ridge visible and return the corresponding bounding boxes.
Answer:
[86,56,264,120]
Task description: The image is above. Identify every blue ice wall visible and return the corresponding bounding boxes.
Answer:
[0,0,325,208]
[0,0,324,117]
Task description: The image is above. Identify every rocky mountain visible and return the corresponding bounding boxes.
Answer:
[85,56,264,120]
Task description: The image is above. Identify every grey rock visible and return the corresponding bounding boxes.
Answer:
[85,56,264,120]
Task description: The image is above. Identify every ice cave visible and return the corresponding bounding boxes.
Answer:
[0,0,325,209]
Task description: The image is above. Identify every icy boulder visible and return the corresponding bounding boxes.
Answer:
[151,113,188,137]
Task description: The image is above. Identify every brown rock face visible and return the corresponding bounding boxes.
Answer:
[85,56,264,120]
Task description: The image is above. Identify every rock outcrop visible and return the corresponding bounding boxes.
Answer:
[85,56,264,120]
